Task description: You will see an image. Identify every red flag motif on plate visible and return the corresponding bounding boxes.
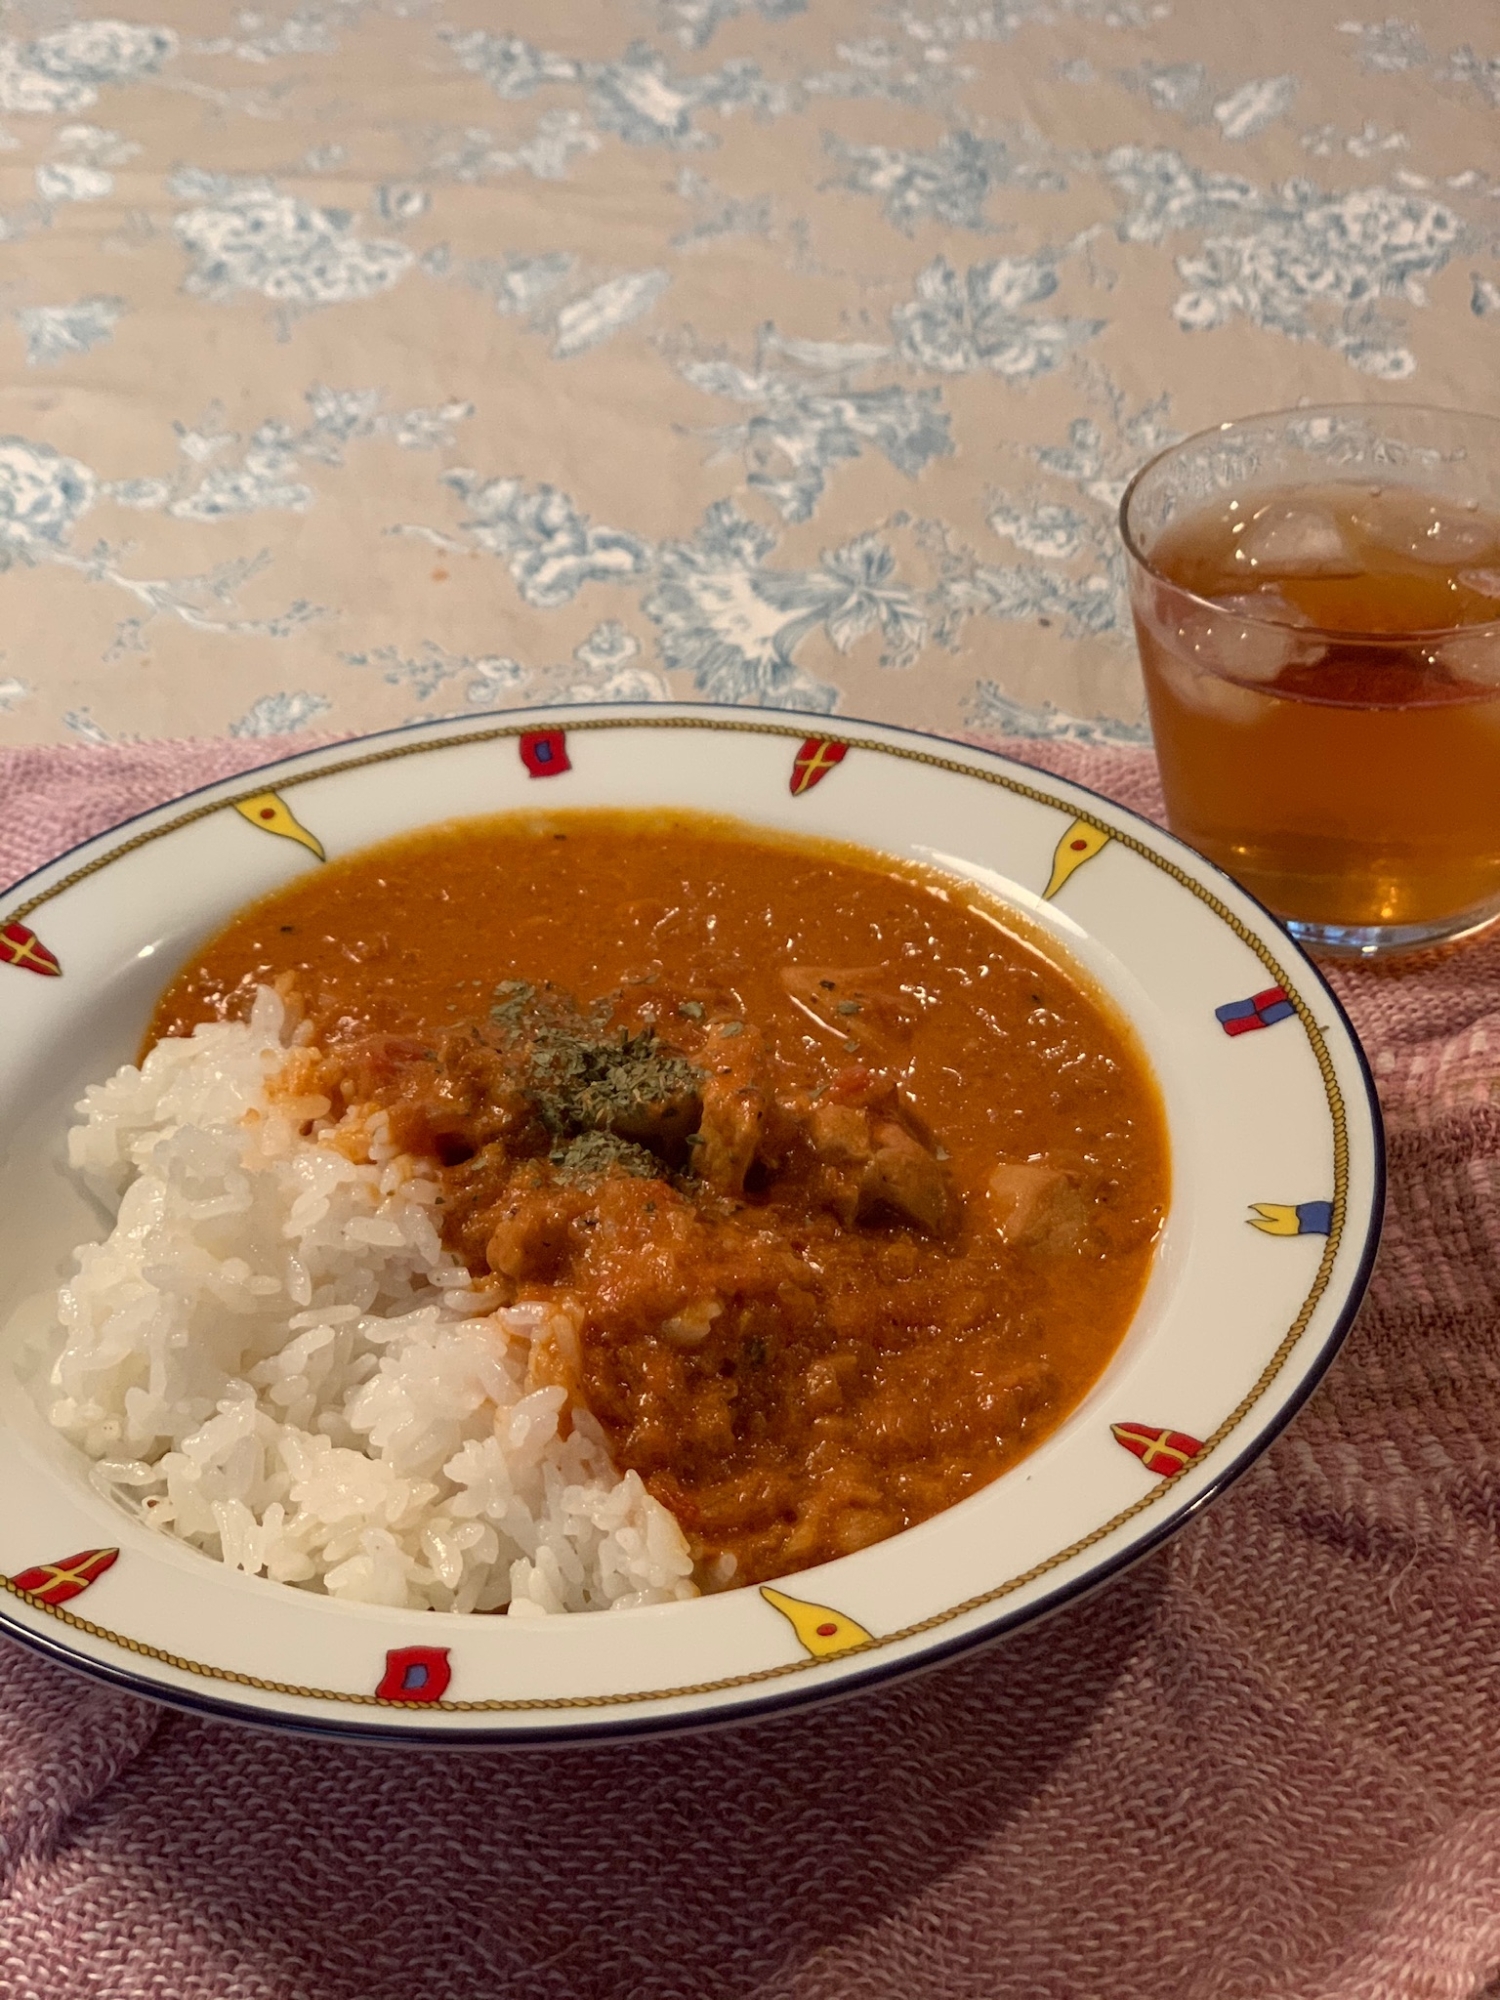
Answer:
[790,737,847,796]
[1215,985,1294,1036]
[0,921,61,977]
[520,729,571,778]
[376,1645,452,1703]
[11,1546,118,1605]
[1111,1422,1204,1477]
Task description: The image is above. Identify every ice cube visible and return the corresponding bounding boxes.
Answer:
[1436,628,1500,688]
[1214,586,1316,629]
[1351,489,1500,566]
[1172,589,1322,684]
[1459,568,1500,605]
[1150,588,1322,723]
[1153,649,1267,724]
[1232,503,1362,578]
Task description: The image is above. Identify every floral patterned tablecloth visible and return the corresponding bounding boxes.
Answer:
[0,0,1494,750]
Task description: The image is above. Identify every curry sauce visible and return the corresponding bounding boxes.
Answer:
[150,809,1168,1587]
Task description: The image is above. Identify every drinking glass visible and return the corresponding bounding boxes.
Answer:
[1120,404,1500,959]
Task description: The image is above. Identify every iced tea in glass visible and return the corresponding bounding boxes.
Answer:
[1121,406,1500,957]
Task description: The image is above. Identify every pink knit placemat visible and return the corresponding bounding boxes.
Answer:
[2,736,1499,2000]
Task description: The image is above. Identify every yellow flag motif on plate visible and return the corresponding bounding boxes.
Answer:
[1248,1200,1333,1237]
[1043,819,1111,901]
[234,792,326,862]
[760,1585,874,1658]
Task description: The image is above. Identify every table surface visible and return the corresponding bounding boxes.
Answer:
[0,0,1495,752]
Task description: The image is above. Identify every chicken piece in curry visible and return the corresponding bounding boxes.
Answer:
[150,809,1168,1589]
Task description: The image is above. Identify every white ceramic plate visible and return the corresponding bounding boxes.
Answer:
[0,706,1382,1742]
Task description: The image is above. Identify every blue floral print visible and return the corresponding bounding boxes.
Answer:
[586,43,783,147]
[1109,63,1298,141]
[824,130,1065,233]
[1339,18,1500,108]
[426,248,670,357]
[657,0,807,52]
[1102,145,1470,376]
[341,643,527,706]
[17,296,123,367]
[644,502,922,708]
[1170,183,1466,377]
[1212,76,1298,141]
[441,33,782,147]
[374,184,429,225]
[965,682,1151,745]
[228,691,333,737]
[436,249,577,318]
[25,21,178,86]
[672,168,773,247]
[0,437,97,560]
[34,161,112,202]
[170,171,413,323]
[676,332,951,522]
[1,2,1497,749]
[551,270,672,357]
[1101,146,1262,244]
[0,20,176,115]
[438,474,653,608]
[0,382,471,665]
[891,255,1103,379]
[439,33,582,103]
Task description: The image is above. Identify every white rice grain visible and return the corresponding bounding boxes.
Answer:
[47,989,697,1615]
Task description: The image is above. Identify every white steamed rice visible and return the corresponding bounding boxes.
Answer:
[45,986,698,1616]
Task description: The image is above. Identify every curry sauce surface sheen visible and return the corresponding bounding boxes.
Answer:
[151,809,1168,1587]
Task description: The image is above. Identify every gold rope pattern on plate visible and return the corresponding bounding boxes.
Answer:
[0,717,1353,1713]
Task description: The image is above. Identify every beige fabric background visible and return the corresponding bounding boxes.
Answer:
[0,0,1495,750]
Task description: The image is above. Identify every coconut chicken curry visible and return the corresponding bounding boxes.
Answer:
[151,810,1168,1588]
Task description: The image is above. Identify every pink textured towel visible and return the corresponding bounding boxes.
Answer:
[2,736,1499,2000]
